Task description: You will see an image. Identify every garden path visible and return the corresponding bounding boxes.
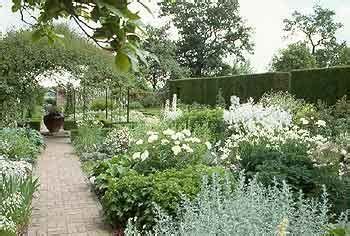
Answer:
[27,137,111,236]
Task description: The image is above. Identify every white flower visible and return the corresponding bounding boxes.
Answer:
[340,149,347,155]
[315,120,326,127]
[163,129,176,136]
[300,118,309,125]
[141,150,149,161]
[148,134,159,143]
[175,141,181,145]
[182,129,191,137]
[171,145,182,156]
[136,139,144,145]
[161,139,170,145]
[181,144,193,153]
[146,131,158,135]
[205,141,212,150]
[132,152,141,160]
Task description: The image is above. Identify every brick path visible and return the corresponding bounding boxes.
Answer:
[27,137,111,236]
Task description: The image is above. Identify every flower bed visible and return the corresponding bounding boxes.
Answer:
[0,128,44,235]
[72,93,350,234]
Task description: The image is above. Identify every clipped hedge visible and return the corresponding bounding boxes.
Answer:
[169,66,350,105]
[290,66,350,104]
[169,73,290,105]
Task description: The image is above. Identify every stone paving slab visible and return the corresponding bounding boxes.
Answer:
[27,137,111,236]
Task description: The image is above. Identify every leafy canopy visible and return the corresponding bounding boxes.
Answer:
[283,4,346,67]
[271,42,317,72]
[160,0,253,77]
[140,25,188,90]
[10,0,153,72]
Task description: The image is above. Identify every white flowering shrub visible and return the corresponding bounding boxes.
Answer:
[99,128,130,155]
[162,94,183,121]
[129,128,211,174]
[220,96,328,167]
[126,174,349,235]
[76,112,103,128]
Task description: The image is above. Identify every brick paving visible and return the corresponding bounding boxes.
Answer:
[27,137,111,236]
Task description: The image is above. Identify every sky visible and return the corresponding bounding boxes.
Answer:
[1,0,349,73]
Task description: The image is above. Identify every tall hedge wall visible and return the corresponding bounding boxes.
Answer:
[290,66,350,104]
[169,66,350,105]
[169,73,290,105]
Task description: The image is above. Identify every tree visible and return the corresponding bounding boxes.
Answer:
[10,0,152,72]
[283,4,346,67]
[140,25,188,90]
[271,42,317,72]
[160,0,253,77]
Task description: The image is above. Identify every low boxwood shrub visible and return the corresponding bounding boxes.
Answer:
[100,165,228,230]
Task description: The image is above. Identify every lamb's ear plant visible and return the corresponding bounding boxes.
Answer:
[126,173,349,236]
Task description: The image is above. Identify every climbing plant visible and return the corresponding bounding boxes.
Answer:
[0,24,127,127]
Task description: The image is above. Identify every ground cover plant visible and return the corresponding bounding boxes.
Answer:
[0,128,43,235]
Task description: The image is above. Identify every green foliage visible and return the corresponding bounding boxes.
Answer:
[10,0,151,73]
[140,94,160,108]
[0,175,39,235]
[160,0,253,77]
[63,120,77,130]
[73,126,103,155]
[290,66,350,105]
[90,98,113,111]
[0,25,125,126]
[0,128,44,162]
[173,109,225,142]
[140,25,188,90]
[271,42,317,72]
[129,101,144,109]
[283,4,346,67]
[128,128,209,175]
[169,73,290,106]
[126,173,343,235]
[216,88,226,108]
[100,165,227,229]
[170,66,350,106]
[240,151,318,194]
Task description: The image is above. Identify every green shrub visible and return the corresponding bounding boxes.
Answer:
[100,165,227,229]
[129,101,144,109]
[173,109,225,142]
[128,128,210,175]
[126,174,348,235]
[0,128,44,162]
[291,66,350,105]
[64,120,77,130]
[141,94,160,108]
[90,98,112,111]
[73,126,103,155]
[240,151,318,194]
[26,120,41,131]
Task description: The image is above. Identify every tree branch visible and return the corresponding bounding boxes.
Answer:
[72,16,113,52]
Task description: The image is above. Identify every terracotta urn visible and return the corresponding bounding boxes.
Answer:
[43,112,64,133]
